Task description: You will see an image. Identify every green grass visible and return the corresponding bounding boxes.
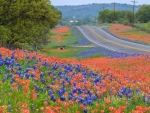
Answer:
[45,30,78,48]
[98,23,112,28]
[127,29,148,35]
[40,30,82,58]
[43,48,84,58]
[135,23,150,34]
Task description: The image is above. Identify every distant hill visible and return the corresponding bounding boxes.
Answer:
[55,3,141,19]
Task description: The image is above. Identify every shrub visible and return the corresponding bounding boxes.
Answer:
[123,20,130,26]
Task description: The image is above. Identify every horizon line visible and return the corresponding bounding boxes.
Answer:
[53,2,147,6]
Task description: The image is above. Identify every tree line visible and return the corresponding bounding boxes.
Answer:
[98,5,150,25]
[0,0,61,50]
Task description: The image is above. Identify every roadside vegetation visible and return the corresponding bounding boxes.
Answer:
[135,22,150,34]
[0,1,150,113]
[108,24,150,45]
[40,26,83,58]
[97,4,150,45]
[97,5,150,27]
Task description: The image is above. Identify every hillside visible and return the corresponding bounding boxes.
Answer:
[55,3,141,19]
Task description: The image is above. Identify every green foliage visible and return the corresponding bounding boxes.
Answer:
[124,10,133,23]
[98,9,123,23]
[0,26,11,47]
[98,9,133,25]
[136,5,150,23]
[98,9,110,23]
[123,20,130,26]
[0,0,61,50]
[135,22,150,33]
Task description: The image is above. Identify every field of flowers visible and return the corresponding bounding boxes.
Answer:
[0,25,150,113]
[0,47,150,113]
[108,24,150,45]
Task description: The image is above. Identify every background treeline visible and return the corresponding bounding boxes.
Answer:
[56,3,140,26]
[98,5,150,25]
[0,0,61,50]
[98,9,133,25]
[56,3,140,19]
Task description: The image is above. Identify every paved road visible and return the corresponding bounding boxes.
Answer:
[77,26,150,54]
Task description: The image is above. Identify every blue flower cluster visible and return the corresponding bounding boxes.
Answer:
[0,54,16,67]
[0,51,149,113]
[1,51,149,108]
[77,47,141,58]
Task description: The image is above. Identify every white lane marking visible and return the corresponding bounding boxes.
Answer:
[76,26,117,52]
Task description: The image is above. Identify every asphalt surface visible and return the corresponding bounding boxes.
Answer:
[77,26,150,54]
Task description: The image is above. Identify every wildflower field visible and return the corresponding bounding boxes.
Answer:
[108,24,150,45]
[0,26,150,113]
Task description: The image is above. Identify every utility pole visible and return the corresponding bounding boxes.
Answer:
[114,2,116,22]
[114,2,116,12]
[131,0,138,27]
[103,6,105,10]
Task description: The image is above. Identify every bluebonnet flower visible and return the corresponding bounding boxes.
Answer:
[25,73,30,79]
[10,78,16,84]
[68,94,73,100]
[136,89,140,94]
[87,99,93,105]
[40,74,44,78]
[119,87,133,98]
[0,60,4,66]
[31,74,35,78]
[83,109,88,113]
[34,85,40,91]
[8,100,11,104]
[30,105,35,110]
[32,65,37,70]
[52,81,55,85]
[60,96,65,101]
[50,94,56,102]
[42,62,47,66]
[41,78,45,84]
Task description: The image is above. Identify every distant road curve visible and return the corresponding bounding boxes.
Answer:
[76,26,150,54]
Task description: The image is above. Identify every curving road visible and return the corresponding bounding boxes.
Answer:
[76,26,150,54]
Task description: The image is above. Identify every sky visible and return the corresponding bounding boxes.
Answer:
[50,0,149,6]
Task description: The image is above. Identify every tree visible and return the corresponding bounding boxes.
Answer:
[0,0,61,50]
[136,5,150,23]
[0,26,11,47]
[124,10,133,23]
[98,9,122,23]
[98,9,110,23]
